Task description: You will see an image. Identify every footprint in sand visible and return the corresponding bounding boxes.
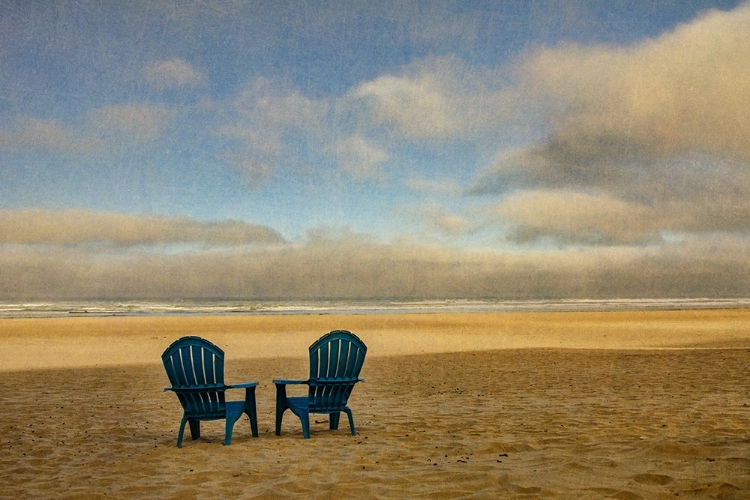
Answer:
[632,473,674,485]
[612,491,644,500]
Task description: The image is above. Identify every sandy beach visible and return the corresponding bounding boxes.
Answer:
[1,310,749,499]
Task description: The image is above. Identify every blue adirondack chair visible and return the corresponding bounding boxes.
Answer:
[161,336,259,447]
[274,330,367,439]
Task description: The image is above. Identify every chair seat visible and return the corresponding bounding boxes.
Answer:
[286,396,309,413]
[226,400,250,420]
[285,396,346,415]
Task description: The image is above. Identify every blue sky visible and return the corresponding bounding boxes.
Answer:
[2,0,750,300]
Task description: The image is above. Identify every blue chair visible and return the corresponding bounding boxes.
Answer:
[162,336,258,447]
[274,330,367,439]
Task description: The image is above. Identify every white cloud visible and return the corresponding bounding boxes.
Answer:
[415,205,473,236]
[492,189,663,245]
[0,117,104,154]
[473,4,750,246]
[214,77,330,181]
[233,77,329,128]
[228,158,277,188]
[518,4,750,160]
[351,56,519,141]
[354,73,457,138]
[0,104,176,161]
[333,135,388,179]
[142,59,207,90]
[0,103,176,158]
[89,104,176,142]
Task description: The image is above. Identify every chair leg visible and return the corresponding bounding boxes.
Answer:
[247,408,259,438]
[275,409,285,436]
[177,414,189,447]
[246,388,259,437]
[329,412,340,430]
[300,411,311,439]
[225,419,233,446]
[344,407,356,436]
[188,418,201,440]
[275,385,287,436]
[225,415,242,446]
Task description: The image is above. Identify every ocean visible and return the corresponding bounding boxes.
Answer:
[1,298,749,319]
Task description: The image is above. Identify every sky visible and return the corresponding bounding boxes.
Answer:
[2,0,750,301]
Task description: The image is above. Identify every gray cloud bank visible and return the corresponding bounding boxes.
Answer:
[1,209,749,300]
[0,209,284,246]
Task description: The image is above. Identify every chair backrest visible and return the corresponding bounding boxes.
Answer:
[161,336,227,418]
[307,330,367,412]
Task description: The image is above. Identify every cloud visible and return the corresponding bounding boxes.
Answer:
[231,77,329,132]
[215,77,330,181]
[351,56,519,141]
[0,209,285,246]
[142,59,207,90]
[2,234,750,300]
[478,153,750,245]
[471,4,750,246]
[0,117,104,154]
[89,104,176,142]
[227,158,277,189]
[404,176,463,196]
[333,135,388,179]
[491,189,663,245]
[516,4,750,163]
[0,103,176,157]
[410,204,474,237]
[354,72,458,138]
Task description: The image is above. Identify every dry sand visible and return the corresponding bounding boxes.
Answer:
[1,310,749,499]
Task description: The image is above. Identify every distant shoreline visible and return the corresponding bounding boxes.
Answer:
[1,297,750,319]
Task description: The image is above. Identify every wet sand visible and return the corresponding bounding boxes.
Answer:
[1,310,749,498]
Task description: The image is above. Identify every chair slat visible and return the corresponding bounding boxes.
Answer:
[329,338,340,379]
[193,345,207,385]
[318,343,329,379]
[214,354,224,385]
[336,340,354,379]
[207,347,217,385]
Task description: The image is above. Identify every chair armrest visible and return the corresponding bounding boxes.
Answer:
[274,379,307,403]
[227,381,259,389]
[273,378,308,385]
[163,384,236,393]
